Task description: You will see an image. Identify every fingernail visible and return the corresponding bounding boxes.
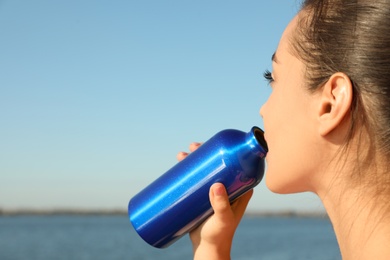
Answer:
[213,184,225,196]
[190,142,201,149]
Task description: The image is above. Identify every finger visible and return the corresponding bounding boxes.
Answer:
[176,152,189,161]
[209,183,232,220]
[231,189,253,222]
[189,142,202,152]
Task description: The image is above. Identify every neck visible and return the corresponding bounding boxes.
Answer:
[318,180,390,260]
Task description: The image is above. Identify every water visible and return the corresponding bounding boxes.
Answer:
[0,215,341,260]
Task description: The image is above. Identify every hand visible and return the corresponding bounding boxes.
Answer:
[177,143,254,260]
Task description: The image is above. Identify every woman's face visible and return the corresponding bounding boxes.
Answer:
[260,14,323,194]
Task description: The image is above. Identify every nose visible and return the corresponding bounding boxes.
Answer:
[259,103,265,118]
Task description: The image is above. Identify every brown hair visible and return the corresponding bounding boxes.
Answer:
[292,0,390,160]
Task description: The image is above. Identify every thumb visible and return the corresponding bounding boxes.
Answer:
[209,183,233,220]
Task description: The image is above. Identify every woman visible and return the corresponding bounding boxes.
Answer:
[177,0,390,259]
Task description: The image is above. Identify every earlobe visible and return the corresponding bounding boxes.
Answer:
[318,72,353,136]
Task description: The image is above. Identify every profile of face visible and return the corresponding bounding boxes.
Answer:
[260,13,324,194]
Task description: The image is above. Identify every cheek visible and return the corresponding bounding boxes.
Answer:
[262,90,316,193]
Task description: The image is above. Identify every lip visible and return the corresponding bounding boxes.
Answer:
[262,133,269,154]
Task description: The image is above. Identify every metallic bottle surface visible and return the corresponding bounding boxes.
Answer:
[128,126,268,248]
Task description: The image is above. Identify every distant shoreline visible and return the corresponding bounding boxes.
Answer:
[0,209,328,218]
[0,209,127,216]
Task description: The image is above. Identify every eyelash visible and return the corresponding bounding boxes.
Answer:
[263,69,274,84]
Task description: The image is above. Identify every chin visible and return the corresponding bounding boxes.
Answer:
[265,178,290,194]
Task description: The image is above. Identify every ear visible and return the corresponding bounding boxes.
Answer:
[318,72,353,136]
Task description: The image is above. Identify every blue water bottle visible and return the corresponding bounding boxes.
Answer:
[128,126,268,248]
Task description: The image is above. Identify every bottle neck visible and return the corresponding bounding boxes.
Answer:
[246,127,268,158]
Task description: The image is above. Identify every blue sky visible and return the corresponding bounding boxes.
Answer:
[0,0,324,212]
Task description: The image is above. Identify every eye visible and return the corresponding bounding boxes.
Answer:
[263,69,274,85]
